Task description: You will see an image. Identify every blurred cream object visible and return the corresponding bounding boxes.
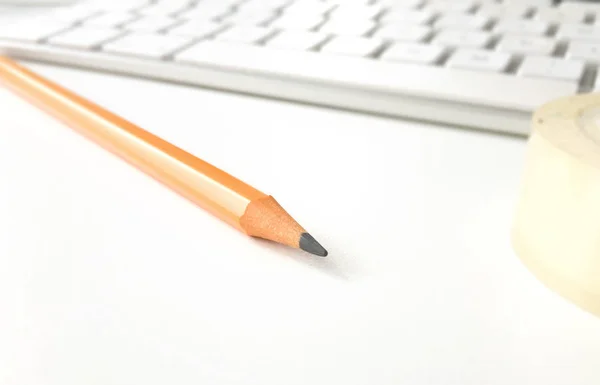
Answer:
[513,92,600,318]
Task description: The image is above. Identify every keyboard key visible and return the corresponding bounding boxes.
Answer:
[533,8,586,23]
[446,49,511,73]
[166,20,224,38]
[380,9,435,25]
[151,0,193,5]
[284,1,336,16]
[567,41,600,64]
[331,4,384,20]
[435,14,490,30]
[215,26,275,44]
[270,14,325,30]
[137,2,193,16]
[319,19,376,36]
[0,22,70,42]
[433,30,492,49]
[102,0,152,12]
[237,0,292,12]
[503,0,552,5]
[123,16,181,32]
[476,4,531,19]
[559,2,600,15]
[43,5,102,23]
[327,0,371,4]
[266,30,328,50]
[422,1,476,14]
[557,23,600,43]
[496,35,556,56]
[494,19,550,36]
[507,0,552,4]
[102,33,193,58]
[84,12,139,28]
[380,42,445,65]
[519,56,585,82]
[374,24,431,42]
[178,4,233,20]
[197,0,240,6]
[222,8,277,25]
[320,36,382,57]
[269,0,294,7]
[47,26,124,49]
[378,0,423,8]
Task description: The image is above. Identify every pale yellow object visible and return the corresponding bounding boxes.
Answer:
[513,92,600,317]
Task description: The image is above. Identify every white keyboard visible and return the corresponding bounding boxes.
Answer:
[1,0,600,135]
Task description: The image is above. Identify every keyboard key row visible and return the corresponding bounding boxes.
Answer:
[124,0,597,29]
[170,39,584,107]
[32,0,600,31]
[22,5,600,44]
[6,17,600,60]
[28,24,591,85]
[1,16,597,87]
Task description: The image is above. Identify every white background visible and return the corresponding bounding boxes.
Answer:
[2,3,600,385]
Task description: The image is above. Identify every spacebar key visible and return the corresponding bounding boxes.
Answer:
[174,41,576,112]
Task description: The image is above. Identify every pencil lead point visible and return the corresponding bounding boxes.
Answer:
[299,232,328,257]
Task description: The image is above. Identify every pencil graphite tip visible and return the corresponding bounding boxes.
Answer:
[299,233,328,257]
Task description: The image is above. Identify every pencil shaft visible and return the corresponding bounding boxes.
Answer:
[0,57,264,230]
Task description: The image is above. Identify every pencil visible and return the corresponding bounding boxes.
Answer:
[0,56,328,257]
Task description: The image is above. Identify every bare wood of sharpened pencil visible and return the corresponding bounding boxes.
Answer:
[0,56,327,257]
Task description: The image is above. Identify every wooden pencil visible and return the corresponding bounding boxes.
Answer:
[0,56,327,257]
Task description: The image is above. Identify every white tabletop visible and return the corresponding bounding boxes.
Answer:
[2,5,600,385]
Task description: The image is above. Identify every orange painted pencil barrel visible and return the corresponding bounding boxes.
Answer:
[0,56,327,256]
[0,57,261,230]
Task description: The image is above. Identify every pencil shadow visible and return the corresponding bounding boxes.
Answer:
[255,240,355,282]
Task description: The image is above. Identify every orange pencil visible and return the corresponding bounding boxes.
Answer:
[0,56,327,257]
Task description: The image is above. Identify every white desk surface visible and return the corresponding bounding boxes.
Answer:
[2,6,600,385]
